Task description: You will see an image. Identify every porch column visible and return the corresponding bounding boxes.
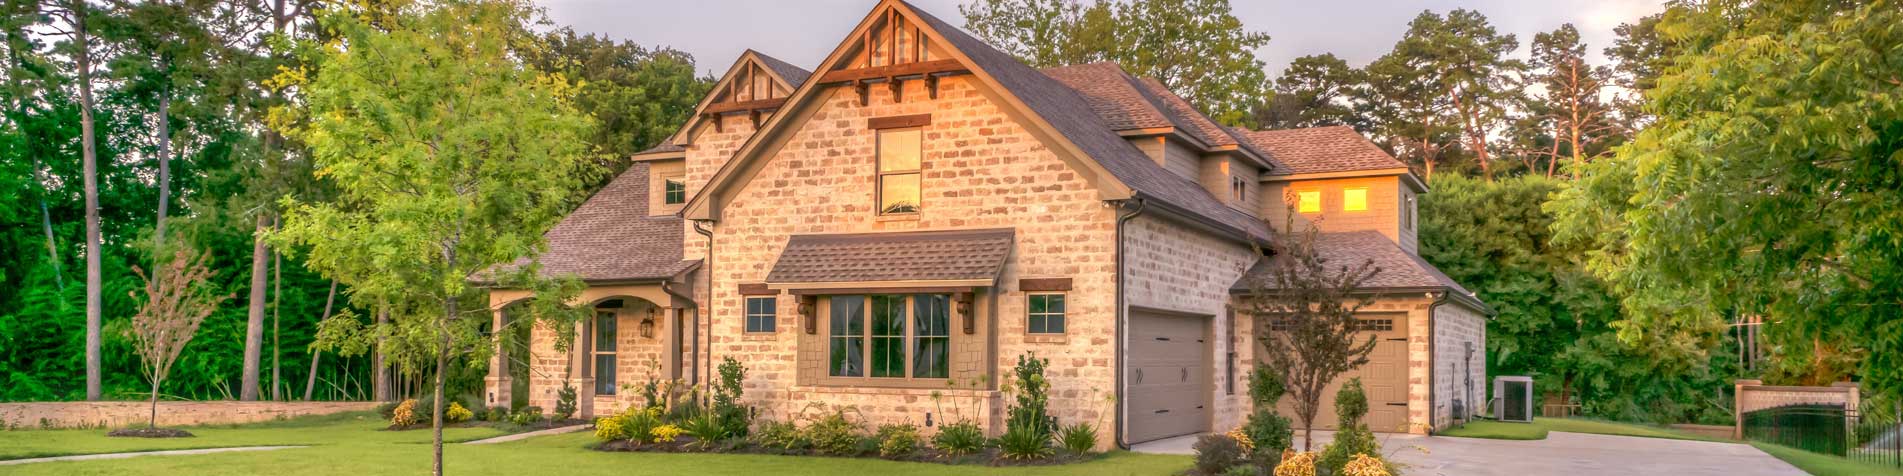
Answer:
[570,323,597,419]
[485,306,512,409]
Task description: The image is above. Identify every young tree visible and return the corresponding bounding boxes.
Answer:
[1239,201,1382,450]
[126,248,231,430]
[272,1,596,472]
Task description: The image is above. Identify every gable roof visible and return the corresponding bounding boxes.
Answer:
[751,51,813,89]
[1231,231,1488,313]
[480,162,698,284]
[665,49,813,148]
[1239,126,1409,176]
[1042,62,1271,168]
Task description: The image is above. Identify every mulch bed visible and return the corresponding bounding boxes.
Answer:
[107,427,195,438]
[593,437,1096,467]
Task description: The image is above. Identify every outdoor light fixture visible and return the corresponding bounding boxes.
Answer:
[639,307,657,339]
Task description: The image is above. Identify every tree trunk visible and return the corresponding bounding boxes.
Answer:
[305,280,337,400]
[374,308,391,401]
[149,377,161,429]
[74,0,103,401]
[271,250,282,401]
[432,304,452,476]
[154,93,171,256]
[242,215,271,401]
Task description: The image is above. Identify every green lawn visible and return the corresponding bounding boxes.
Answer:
[0,413,1192,475]
[1438,417,1714,442]
[0,412,506,460]
[1750,443,1903,476]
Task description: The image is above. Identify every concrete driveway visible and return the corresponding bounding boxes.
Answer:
[1133,431,1809,476]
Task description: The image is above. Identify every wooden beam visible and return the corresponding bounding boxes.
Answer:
[818,59,966,84]
[702,97,788,115]
[868,113,931,130]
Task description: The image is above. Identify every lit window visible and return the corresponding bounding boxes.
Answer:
[1028,294,1066,334]
[1343,188,1368,212]
[828,294,950,380]
[746,297,776,333]
[1297,191,1321,213]
[664,178,686,205]
[877,129,921,215]
[593,311,617,395]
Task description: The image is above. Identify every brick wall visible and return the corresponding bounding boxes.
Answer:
[0,401,380,430]
[1431,300,1487,430]
[1124,214,1259,432]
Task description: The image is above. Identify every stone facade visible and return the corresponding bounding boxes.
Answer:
[0,401,380,430]
[1432,299,1488,430]
[1124,214,1259,431]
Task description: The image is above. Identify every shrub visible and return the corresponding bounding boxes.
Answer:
[1274,451,1316,476]
[374,401,400,420]
[554,384,578,421]
[930,420,986,456]
[1341,454,1394,476]
[996,424,1054,460]
[1242,364,1294,467]
[680,413,729,448]
[623,407,663,443]
[652,424,683,443]
[1003,353,1054,439]
[875,423,920,457]
[712,357,753,438]
[754,420,807,451]
[511,406,544,425]
[1319,379,1380,474]
[1222,466,1258,476]
[1226,427,1255,454]
[391,399,419,427]
[1058,421,1097,454]
[445,402,473,423]
[804,410,865,456]
[594,415,629,441]
[483,407,507,422]
[1193,433,1243,475]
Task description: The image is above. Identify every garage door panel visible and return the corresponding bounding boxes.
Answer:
[1126,311,1211,444]
[1260,314,1409,433]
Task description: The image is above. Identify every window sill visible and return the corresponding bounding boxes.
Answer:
[875,213,920,223]
[793,385,998,397]
[741,333,777,341]
[1023,334,1068,344]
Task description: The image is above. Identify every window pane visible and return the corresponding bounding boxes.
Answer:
[871,295,906,378]
[747,297,777,333]
[595,312,617,352]
[914,295,949,378]
[1028,295,1046,314]
[1344,188,1367,211]
[879,174,920,214]
[595,354,616,395]
[878,129,921,172]
[1047,295,1065,314]
[1298,191,1321,213]
[829,296,864,377]
[664,179,686,204]
[1028,294,1066,334]
[1046,313,1064,334]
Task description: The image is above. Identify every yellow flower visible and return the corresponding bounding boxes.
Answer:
[1226,427,1255,453]
[652,424,683,443]
[1341,453,1392,476]
[1273,451,1316,476]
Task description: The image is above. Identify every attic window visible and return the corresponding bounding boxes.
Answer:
[877,128,922,215]
[1343,188,1368,212]
[1230,176,1247,202]
[664,179,686,205]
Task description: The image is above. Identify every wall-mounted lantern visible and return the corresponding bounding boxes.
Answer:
[639,307,657,339]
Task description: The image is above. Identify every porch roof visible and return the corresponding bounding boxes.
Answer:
[765,228,1015,286]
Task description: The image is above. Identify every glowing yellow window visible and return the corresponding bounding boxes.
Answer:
[1297,191,1321,213]
[1343,188,1368,212]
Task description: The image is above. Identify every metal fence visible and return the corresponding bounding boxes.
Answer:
[1742,403,1903,468]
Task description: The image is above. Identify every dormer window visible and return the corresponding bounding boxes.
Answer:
[1230,175,1247,202]
[877,128,922,215]
[1343,187,1368,212]
[664,178,686,205]
[1405,195,1415,229]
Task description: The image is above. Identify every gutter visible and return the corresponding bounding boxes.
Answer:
[1112,197,1146,450]
[1426,290,1451,434]
[693,220,717,387]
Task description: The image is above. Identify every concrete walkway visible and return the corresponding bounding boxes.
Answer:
[462,424,590,445]
[1133,431,1808,476]
[0,446,307,466]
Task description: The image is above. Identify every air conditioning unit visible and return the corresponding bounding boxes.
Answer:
[1493,376,1534,423]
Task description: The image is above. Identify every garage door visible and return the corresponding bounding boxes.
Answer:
[1127,310,1211,443]
[1265,314,1409,433]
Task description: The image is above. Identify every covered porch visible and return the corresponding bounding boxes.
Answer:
[485,279,699,419]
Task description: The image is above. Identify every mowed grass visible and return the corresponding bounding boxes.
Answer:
[0,412,506,460]
[1750,443,1903,476]
[0,413,1193,475]
[1438,417,1714,441]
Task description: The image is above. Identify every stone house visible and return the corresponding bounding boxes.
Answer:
[478,0,1489,448]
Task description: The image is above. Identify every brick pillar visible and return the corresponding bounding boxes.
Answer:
[1734,379,1761,439]
[571,323,596,419]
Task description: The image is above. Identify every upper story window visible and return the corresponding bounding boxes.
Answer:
[877,129,921,215]
[1230,176,1247,202]
[1297,190,1321,214]
[1404,195,1415,229]
[664,178,686,205]
[1343,187,1368,212]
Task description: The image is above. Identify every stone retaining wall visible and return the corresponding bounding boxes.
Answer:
[0,401,382,430]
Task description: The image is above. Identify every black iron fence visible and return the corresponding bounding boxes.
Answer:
[1742,403,1903,468]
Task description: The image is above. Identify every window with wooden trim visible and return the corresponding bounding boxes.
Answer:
[592,311,617,395]
[1404,195,1415,229]
[877,129,921,215]
[827,294,949,380]
[1230,175,1247,202]
[664,178,686,205]
[1343,187,1368,212]
[1297,190,1321,214]
[1027,293,1066,334]
[746,297,776,333]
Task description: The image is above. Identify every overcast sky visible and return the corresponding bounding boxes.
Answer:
[535,0,1666,78]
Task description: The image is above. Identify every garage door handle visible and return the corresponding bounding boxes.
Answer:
[1180,368,1188,382]
[1154,409,1170,414]
[1155,337,1171,341]
[1134,369,1143,383]
[1386,403,1408,407]
[1386,338,1407,342]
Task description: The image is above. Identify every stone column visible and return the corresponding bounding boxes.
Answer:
[485,306,512,410]
[570,323,596,419]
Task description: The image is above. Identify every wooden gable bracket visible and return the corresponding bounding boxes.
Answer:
[799,295,819,334]
[749,109,761,128]
[926,74,939,100]
[706,113,722,133]
[955,292,975,335]
[855,79,870,106]
[888,76,904,103]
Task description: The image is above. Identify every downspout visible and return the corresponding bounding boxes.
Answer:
[1113,197,1147,450]
[693,220,716,388]
[1426,289,1451,434]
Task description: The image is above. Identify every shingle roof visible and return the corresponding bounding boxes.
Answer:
[766,228,1015,284]
[1042,63,1271,164]
[483,162,696,284]
[1239,126,1409,176]
[633,142,685,156]
[748,50,812,89]
[1230,231,1486,311]
[906,5,1272,243]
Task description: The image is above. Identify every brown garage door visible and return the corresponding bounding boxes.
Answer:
[1264,314,1409,433]
[1126,310,1211,443]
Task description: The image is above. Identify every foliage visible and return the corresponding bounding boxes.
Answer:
[1003,353,1054,441]
[930,420,987,456]
[1256,53,1366,131]
[1341,454,1394,476]
[1273,451,1316,476]
[1549,0,1903,403]
[483,407,506,422]
[680,413,729,448]
[125,247,231,428]
[509,407,543,426]
[392,399,420,427]
[1225,427,1254,454]
[802,410,865,456]
[1057,421,1097,454]
[554,384,578,422]
[1242,362,1294,471]
[753,420,806,451]
[1513,24,1622,178]
[444,402,473,424]
[622,407,662,444]
[1192,433,1243,475]
[1318,379,1380,474]
[959,0,1269,125]
[874,423,920,457]
[523,30,711,172]
[593,415,628,441]
[996,424,1056,460]
[1240,211,1380,450]
[712,357,752,437]
[651,424,683,444]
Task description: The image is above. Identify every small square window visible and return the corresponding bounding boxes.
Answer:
[1028,294,1066,334]
[664,178,686,205]
[746,297,776,333]
[1297,191,1321,214]
[1343,188,1367,212]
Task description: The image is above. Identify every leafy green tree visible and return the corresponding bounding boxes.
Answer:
[1255,53,1365,131]
[961,0,1269,125]
[1360,44,1456,181]
[1389,9,1522,181]
[1552,0,1903,401]
[1520,24,1620,179]
[526,29,710,171]
[1602,12,1672,125]
[271,1,597,472]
